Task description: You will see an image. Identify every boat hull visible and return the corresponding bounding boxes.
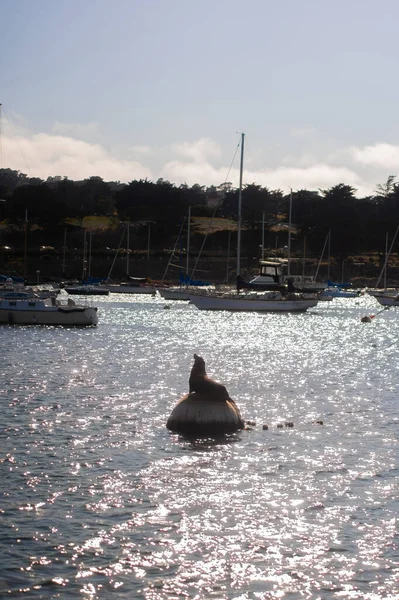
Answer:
[189,293,318,312]
[158,288,190,300]
[375,295,399,307]
[0,303,98,326]
[107,285,156,294]
[65,287,109,296]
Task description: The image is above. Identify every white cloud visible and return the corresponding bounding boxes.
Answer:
[171,138,221,162]
[1,122,395,197]
[1,132,152,182]
[161,159,366,194]
[350,143,399,169]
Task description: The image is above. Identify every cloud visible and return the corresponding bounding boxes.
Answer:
[350,143,399,169]
[0,122,394,196]
[161,159,365,194]
[1,132,152,182]
[171,138,221,162]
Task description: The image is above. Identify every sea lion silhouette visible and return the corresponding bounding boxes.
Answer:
[166,354,244,434]
[189,354,232,403]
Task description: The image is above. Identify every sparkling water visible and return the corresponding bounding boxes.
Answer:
[1,293,398,599]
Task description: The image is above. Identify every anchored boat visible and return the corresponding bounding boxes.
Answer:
[0,294,98,326]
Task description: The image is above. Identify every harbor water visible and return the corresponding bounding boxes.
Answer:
[0,293,398,599]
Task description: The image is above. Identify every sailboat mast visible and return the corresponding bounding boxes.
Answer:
[23,208,28,280]
[261,212,265,260]
[126,222,130,276]
[88,230,93,277]
[147,224,151,260]
[82,230,87,280]
[384,232,388,289]
[186,205,191,276]
[302,236,306,279]
[287,189,293,278]
[62,228,67,274]
[237,132,245,277]
[327,230,331,281]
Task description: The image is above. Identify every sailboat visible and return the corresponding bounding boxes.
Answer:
[158,206,213,300]
[367,227,399,299]
[106,223,156,294]
[189,134,319,312]
[158,206,193,300]
[64,230,109,295]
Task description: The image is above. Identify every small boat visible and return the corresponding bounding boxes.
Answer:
[374,293,399,307]
[106,278,156,294]
[0,294,98,326]
[246,260,326,294]
[367,288,398,298]
[158,286,191,300]
[0,279,59,300]
[320,286,361,299]
[64,285,109,296]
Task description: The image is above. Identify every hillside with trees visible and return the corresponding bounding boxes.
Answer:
[0,168,398,283]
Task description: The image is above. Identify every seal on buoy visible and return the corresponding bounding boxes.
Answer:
[189,354,230,401]
[166,354,244,435]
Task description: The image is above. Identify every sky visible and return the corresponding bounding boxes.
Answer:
[2,0,399,196]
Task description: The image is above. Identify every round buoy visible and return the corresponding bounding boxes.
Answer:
[262,424,269,430]
[361,316,372,323]
[166,354,244,435]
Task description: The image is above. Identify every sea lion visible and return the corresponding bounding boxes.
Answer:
[189,354,232,403]
[166,354,244,434]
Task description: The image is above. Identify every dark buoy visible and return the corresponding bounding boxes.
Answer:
[166,354,244,435]
[262,424,269,430]
[361,315,372,323]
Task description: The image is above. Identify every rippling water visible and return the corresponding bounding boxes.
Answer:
[1,293,398,599]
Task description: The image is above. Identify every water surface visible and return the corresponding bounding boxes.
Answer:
[1,293,398,599]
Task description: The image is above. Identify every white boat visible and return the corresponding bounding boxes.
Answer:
[158,284,215,301]
[0,279,60,300]
[0,294,98,326]
[158,286,191,300]
[189,289,318,312]
[189,133,319,313]
[374,293,399,307]
[247,259,326,293]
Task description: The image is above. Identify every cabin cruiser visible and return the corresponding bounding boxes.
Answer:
[0,293,98,326]
[245,259,326,293]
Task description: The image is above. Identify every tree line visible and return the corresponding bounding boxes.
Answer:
[1,167,398,261]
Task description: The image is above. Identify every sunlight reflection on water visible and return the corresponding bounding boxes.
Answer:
[0,293,398,598]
